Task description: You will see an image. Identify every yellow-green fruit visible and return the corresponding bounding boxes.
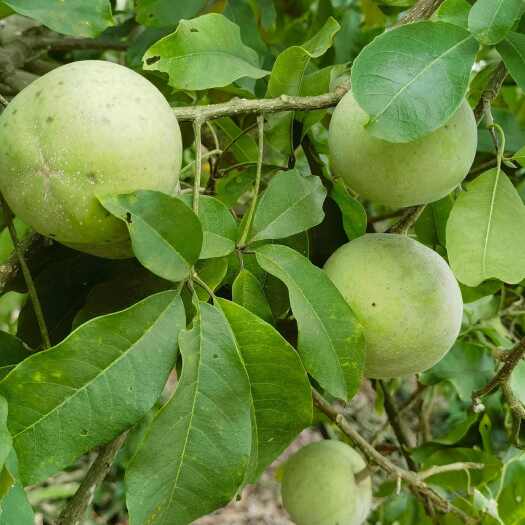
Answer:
[324,234,462,378]
[281,441,372,525]
[0,60,182,258]
[328,92,477,208]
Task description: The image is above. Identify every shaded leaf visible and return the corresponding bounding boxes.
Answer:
[143,14,268,91]
[433,0,471,28]
[255,244,364,401]
[232,269,273,324]
[214,118,259,164]
[194,257,229,301]
[135,0,206,28]
[0,292,185,484]
[351,21,478,142]
[126,302,252,525]
[4,0,113,37]
[468,0,523,46]
[100,191,202,282]
[248,169,326,244]
[498,32,525,92]
[0,333,31,381]
[446,168,525,286]
[330,181,367,241]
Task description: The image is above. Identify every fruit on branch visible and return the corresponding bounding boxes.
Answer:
[0,60,182,258]
[324,233,462,378]
[328,92,477,208]
[281,440,372,525]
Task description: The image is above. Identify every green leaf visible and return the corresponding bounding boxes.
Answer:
[180,195,238,259]
[265,17,340,156]
[0,291,185,484]
[446,168,525,286]
[351,21,478,142]
[232,269,273,324]
[135,0,206,28]
[218,298,312,479]
[214,118,259,164]
[248,169,326,244]
[498,32,525,92]
[0,333,31,381]
[0,479,33,525]
[143,13,269,91]
[4,0,113,37]
[468,0,523,46]
[433,0,471,28]
[194,257,229,301]
[415,196,453,248]
[330,181,367,241]
[255,244,365,401]
[497,455,525,525]
[126,302,252,525]
[100,191,203,282]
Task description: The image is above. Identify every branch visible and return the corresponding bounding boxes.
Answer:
[474,62,508,123]
[417,462,484,481]
[56,433,128,525]
[387,205,426,234]
[312,390,479,524]
[399,0,444,24]
[32,37,128,52]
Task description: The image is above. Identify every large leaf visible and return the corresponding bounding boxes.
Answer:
[4,0,113,37]
[143,14,268,91]
[351,21,478,142]
[180,195,238,259]
[446,168,525,286]
[100,191,202,282]
[255,244,365,401]
[265,17,340,156]
[232,269,273,324]
[126,302,252,525]
[498,32,525,91]
[0,291,185,484]
[135,0,206,28]
[468,0,523,45]
[218,299,312,480]
[248,170,326,244]
[0,333,31,381]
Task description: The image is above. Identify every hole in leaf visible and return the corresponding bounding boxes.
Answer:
[146,56,160,65]
[126,212,132,224]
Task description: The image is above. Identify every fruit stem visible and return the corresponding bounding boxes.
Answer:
[238,114,265,248]
[0,194,51,349]
[193,119,204,215]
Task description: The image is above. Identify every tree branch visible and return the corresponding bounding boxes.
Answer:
[312,390,479,524]
[474,62,508,124]
[32,36,128,52]
[399,0,444,24]
[387,205,426,234]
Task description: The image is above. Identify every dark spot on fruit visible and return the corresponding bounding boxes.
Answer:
[86,171,97,183]
[190,27,199,32]
[46,116,54,123]
[58,80,64,86]
[35,90,42,98]
[126,212,132,224]
[372,302,376,307]
[12,109,17,114]
[146,55,160,65]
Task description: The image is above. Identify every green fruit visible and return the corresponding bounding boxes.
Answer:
[328,92,477,208]
[0,60,182,258]
[324,234,462,378]
[281,440,372,525]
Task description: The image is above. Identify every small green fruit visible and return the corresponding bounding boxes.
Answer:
[324,234,463,378]
[328,92,477,208]
[0,60,182,258]
[281,440,372,525]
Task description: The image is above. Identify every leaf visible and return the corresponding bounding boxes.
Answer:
[214,118,259,164]
[248,169,327,244]
[351,21,478,142]
[0,398,11,472]
[415,196,453,248]
[468,0,524,46]
[255,244,365,401]
[330,181,367,241]
[194,257,229,301]
[265,17,340,156]
[0,333,31,381]
[126,302,252,525]
[143,14,269,91]
[135,0,206,28]
[218,298,313,480]
[0,291,185,484]
[180,195,238,259]
[232,269,273,324]
[433,0,471,28]
[446,168,525,286]
[4,0,113,37]
[498,32,525,92]
[100,191,203,282]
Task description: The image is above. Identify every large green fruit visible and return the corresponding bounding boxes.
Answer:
[281,440,372,525]
[328,92,477,208]
[0,60,182,258]
[324,234,463,378]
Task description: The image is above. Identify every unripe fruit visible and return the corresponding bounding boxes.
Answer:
[328,92,477,208]
[0,60,182,258]
[324,234,462,378]
[281,440,372,525]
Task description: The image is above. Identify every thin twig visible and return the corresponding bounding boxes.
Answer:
[193,120,204,214]
[399,0,445,24]
[0,195,50,348]
[417,462,484,481]
[32,36,128,52]
[387,205,426,234]
[474,62,508,124]
[312,390,479,524]
[56,433,128,525]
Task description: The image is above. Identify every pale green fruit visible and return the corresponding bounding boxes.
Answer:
[328,92,477,208]
[0,60,182,258]
[324,234,462,378]
[281,440,372,525]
